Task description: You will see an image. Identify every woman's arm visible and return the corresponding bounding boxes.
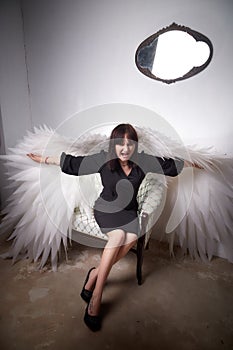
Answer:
[28,151,107,176]
[156,157,184,176]
[137,152,203,177]
[137,152,184,177]
[27,153,60,165]
[60,151,106,176]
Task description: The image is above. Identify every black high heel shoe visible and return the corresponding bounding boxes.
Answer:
[80,267,96,303]
[84,302,101,332]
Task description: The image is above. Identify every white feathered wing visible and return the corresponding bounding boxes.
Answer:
[136,126,233,263]
[0,126,105,269]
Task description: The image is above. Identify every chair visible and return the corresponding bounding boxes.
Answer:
[72,173,165,285]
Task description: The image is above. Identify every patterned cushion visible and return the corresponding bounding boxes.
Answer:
[137,173,165,215]
[72,208,108,240]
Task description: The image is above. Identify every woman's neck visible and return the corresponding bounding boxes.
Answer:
[119,160,129,167]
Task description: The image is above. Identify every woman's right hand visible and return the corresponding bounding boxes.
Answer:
[27,153,45,164]
[27,153,59,165]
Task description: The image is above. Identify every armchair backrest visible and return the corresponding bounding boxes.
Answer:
[137,173,165,217]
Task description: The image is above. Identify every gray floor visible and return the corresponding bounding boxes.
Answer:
[0,237,233,350]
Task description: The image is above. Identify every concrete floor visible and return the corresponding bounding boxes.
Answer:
[0,237,233,350]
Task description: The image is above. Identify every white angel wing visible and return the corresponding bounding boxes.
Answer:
[138,126,233,263]
[165,159,233,263]
[0,125,105,270]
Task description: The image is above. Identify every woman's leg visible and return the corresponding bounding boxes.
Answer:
[87,229,126,316]
[87,232,138,316]
[85,232,137,291]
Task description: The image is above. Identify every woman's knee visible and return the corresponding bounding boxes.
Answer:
[124,232,138,246]
[107,229,126,248]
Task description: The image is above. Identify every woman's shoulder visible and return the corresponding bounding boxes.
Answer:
[137,150,156,160]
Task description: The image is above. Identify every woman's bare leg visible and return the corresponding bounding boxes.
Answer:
[87,229,125,315]
[85,232,137,291]
[87,232,138,316]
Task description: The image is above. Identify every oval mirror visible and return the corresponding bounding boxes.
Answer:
[135,23,213,84]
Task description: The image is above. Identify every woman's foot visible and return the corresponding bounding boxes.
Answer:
[80,267,97,303]
[88,293,101,316]
[84,294,102,331]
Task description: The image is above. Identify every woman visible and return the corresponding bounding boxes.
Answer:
[28,123,192,331]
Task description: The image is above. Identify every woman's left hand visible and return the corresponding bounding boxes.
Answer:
[184,160,203,169]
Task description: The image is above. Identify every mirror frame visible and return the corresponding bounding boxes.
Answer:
[135,22,214,84]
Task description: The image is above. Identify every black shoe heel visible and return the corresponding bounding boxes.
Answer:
[80,267,96,303]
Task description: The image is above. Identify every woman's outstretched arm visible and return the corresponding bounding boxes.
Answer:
[137,152,203,177]
[27,153,60,165]
[27,151,107,176]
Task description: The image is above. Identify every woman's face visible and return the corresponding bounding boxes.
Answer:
[115,136,136,163]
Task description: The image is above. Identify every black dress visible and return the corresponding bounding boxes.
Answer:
[60,151,184,235]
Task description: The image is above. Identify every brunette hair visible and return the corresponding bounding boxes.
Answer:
[107,123,138,170]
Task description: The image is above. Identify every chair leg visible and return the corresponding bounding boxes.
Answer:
[136,235,145,285]
[136,212,149,285]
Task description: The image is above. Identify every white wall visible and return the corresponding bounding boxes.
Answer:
[0,0,31,207]
[20,0,233,154]
[1,0,233,207]
[0,0,32,149]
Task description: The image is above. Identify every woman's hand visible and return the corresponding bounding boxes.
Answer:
[27,153,47,164]
[184,160,203,169]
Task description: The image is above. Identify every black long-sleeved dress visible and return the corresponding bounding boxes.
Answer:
[60,151,184,235]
